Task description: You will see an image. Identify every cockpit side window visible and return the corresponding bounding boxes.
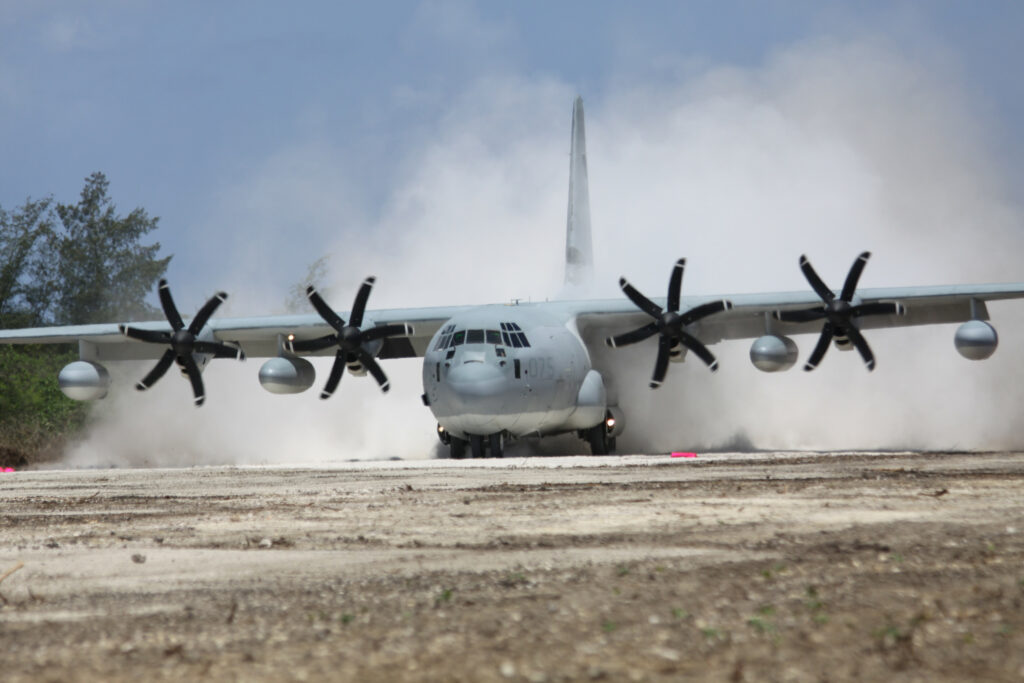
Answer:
[452,330,466,346]
[434,324,456,351]
[485,330,501,345]
[500,322,530,348]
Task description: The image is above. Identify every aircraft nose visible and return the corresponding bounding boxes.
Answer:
[446,361,506,401]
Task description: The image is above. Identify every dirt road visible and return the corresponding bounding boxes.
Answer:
[2,452,1023,681]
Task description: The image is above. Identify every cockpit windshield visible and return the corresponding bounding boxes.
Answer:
[434,322,531,350]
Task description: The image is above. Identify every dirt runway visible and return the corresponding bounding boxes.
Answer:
[2,451,1023,681]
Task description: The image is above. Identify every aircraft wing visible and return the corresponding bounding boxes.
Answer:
[571,283,1024,345]
[0,305,475,361]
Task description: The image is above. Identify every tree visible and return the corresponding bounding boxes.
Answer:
[0,196,54,328]
[45,172,171,324]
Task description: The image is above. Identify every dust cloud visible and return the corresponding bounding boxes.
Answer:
[61,37,1024,467]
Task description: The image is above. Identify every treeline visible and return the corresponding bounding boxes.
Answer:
[0,172,171,466]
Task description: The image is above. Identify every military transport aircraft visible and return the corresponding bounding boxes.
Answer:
[3,97,1024,458]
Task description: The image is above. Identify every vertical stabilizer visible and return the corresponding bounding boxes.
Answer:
[565,96,594,288]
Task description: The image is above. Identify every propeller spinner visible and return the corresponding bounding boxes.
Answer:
[287,277,413,398]
[119,279,245,406]
[606,258,732,388]
[774,252,903,371]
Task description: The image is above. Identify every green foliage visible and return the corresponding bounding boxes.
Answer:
[0,172,172,465]
[44,172,171,324]
[0,345,89,465]
[0,196,54,327]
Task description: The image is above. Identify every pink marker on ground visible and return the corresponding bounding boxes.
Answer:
[671,452,697,458]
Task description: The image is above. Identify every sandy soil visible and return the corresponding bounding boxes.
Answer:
[2,451,1023,682]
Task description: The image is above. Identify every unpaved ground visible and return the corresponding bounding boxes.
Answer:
[1,452,1023,682]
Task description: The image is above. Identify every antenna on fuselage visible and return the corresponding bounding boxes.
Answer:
[564,96,594,290]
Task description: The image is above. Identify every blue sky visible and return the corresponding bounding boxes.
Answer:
[3,1,1024,312]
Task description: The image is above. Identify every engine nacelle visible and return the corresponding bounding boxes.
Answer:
[750,335,799,372]
[955,320,998,360]
[258,356,316,394]
[58,361,110,401]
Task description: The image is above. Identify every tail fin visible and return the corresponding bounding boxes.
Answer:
[564,96,594,289]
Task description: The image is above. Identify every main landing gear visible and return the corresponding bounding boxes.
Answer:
[443,427,505,459]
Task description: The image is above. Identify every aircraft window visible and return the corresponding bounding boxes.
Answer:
[516,332,530,347]
[452,330,465,346]
[486,330,501,345]
[502,331,512,346]
[466,329,484,344]
[495,347,506,358]
[510,334,523,348]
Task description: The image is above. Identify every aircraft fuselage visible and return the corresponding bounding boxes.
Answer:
[422,304,604,442]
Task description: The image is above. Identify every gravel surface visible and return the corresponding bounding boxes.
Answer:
[2,451,1023,681]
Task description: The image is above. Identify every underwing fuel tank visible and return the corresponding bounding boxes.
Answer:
[258,356,315,394]
[749,335,799,372]
[58,361,110,400]
[954,320,998,360]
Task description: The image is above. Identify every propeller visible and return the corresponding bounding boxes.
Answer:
[287,276,413,398]
[773,251,903,371]
[606,258,733,388]
[119,279,245,406]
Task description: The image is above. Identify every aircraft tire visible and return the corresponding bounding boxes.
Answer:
[587,425,610,455]
[470,435,485,459]
[488,432,504,458]
[450,437,467,459]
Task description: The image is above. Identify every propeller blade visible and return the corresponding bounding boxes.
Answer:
[844,325,876,371]
[192,340,245,360]
[679,300,732,326]
[135,349,176,390]
[799,255,835,303]
[666,258,685,313]
[650,336,672,388]
[320,350,346,399]
[180,355,205,406]
[306,287,346,332]
[774,308,827,324]
[349,276,375,328]
[840,251,871,302]
[188,292,228,335]
[803,323,834,371]
[850,301,903,318]
[120,325,171,345]
[158,279,185,331]
[360,323,413,343]
[606,322,659,348]
[289,335,338,353]
[357,349,391,393]
[676,329,719,371]
[619,278,663,319]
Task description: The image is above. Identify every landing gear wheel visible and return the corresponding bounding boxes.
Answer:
[469,434,485,459]
[488,432,504,458]
[587,425,610,455]
[450,437,467,459]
